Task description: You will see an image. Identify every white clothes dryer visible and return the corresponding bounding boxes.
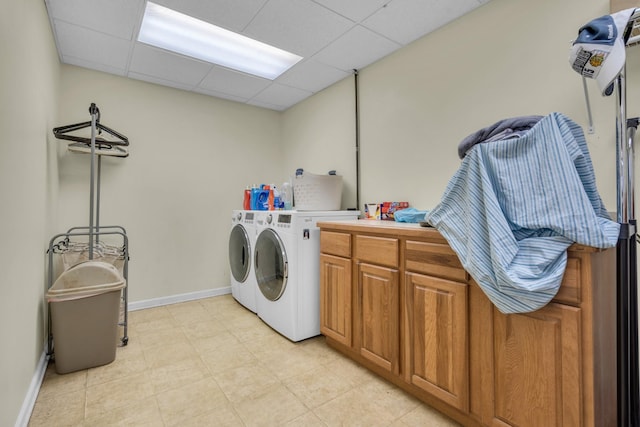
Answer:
[229,210,261,312]
[253,210,359,341]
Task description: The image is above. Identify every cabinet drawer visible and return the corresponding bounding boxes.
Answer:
[553,257,581,305]
[354,235,398,268]
[320,231,351,258]
[405,240,467,282]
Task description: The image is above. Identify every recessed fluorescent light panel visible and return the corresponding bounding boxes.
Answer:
[138,2,302,80]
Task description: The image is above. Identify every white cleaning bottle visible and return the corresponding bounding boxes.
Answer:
[281,182,292,210]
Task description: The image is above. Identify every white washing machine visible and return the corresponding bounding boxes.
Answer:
[229,210,261,312]
[253,210,359,341]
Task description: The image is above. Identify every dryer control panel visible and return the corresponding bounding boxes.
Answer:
[278,214,291,224]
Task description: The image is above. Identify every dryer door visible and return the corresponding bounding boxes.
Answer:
[229,224,251,283]
[255,228,288,301]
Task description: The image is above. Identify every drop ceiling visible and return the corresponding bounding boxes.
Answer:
[45,0,490,111]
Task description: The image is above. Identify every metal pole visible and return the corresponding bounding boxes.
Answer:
[582,77,595,134]
[626,116,639,427]
[615,67,640,427]
[627,119,637,220]
[88,104,98,260]
[354,69,361,213]
[96,155,101,245]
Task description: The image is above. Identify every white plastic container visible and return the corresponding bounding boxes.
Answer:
[293,171,343,211]
[281,182,293,210]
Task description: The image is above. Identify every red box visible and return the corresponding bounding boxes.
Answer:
[380,202,409,220]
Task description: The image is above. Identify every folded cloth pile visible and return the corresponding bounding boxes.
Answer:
[457,115,543,159]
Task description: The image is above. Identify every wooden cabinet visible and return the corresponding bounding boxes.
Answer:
[318,220,616,427]
[404,238,469,411]
[352,233,401,374]
[319,229,402,374]
[319,231,353,346]
[404,272,468,411]
[319,253,352,346]
[474,249,617,427]
[489,303,582,427]
[357,262,399,374]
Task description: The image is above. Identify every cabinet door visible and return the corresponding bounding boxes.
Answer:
[405,272,469,411]
[490,303,582,427]
[320,253,352,346]
[357,262,400,374]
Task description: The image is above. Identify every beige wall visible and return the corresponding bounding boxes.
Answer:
[56,67,283,302]
[281,77,358,209]
[0,1,60,425]
[284,0,637,214]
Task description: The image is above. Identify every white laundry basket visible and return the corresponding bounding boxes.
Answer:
[293,171,343,210]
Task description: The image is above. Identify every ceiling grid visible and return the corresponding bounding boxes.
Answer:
[45,0,490,110]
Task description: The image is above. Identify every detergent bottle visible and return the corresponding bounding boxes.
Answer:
[243,186,251,210]
[272,185,281,210]
[250,185,260,210]
[257,184,270,210]
[267,185,275,210]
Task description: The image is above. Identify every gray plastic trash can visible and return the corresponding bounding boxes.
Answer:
[47,261,125,374]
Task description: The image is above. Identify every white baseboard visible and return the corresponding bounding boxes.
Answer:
[128,286,231,311]
[14,349,49,427]
[16,287,231,426]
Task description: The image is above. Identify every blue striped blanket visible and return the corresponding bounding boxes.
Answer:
[426,112,620,313]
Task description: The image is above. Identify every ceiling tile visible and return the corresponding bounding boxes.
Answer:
[192,87,250,103]
[311,0,389,22]
[277,60,350,93]
[54,20,132,71]
[247,99,288,111]
[243,0,353,57]
[199,67,271,99]
[62,56,127,77]
[128,72,197,92]
[250,83,313,108]
[46,0,144,39]
[129,43,213,87]
[152,0,268,32]
[312,25,400,71]
[363,0,483,45]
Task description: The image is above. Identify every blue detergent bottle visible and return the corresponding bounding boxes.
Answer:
[257,185,270,210]
[250,185,260,210]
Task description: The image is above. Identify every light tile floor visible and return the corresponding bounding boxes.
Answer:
[29,294,460,426]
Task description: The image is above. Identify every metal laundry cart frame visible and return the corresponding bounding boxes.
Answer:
[46,227,130,356]
[614,10,640,426]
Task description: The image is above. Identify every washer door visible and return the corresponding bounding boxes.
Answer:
[254,228,288,301]
[229,224,251,283]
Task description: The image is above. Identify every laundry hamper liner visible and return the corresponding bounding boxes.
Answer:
[47,261,125,374]
[60,245,126,328]
[61,245,125,275]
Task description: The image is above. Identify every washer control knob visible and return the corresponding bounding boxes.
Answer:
[236,212,242,221]
[266,214,273,224]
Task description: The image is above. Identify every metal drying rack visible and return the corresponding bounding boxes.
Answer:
[47,103,131,356]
